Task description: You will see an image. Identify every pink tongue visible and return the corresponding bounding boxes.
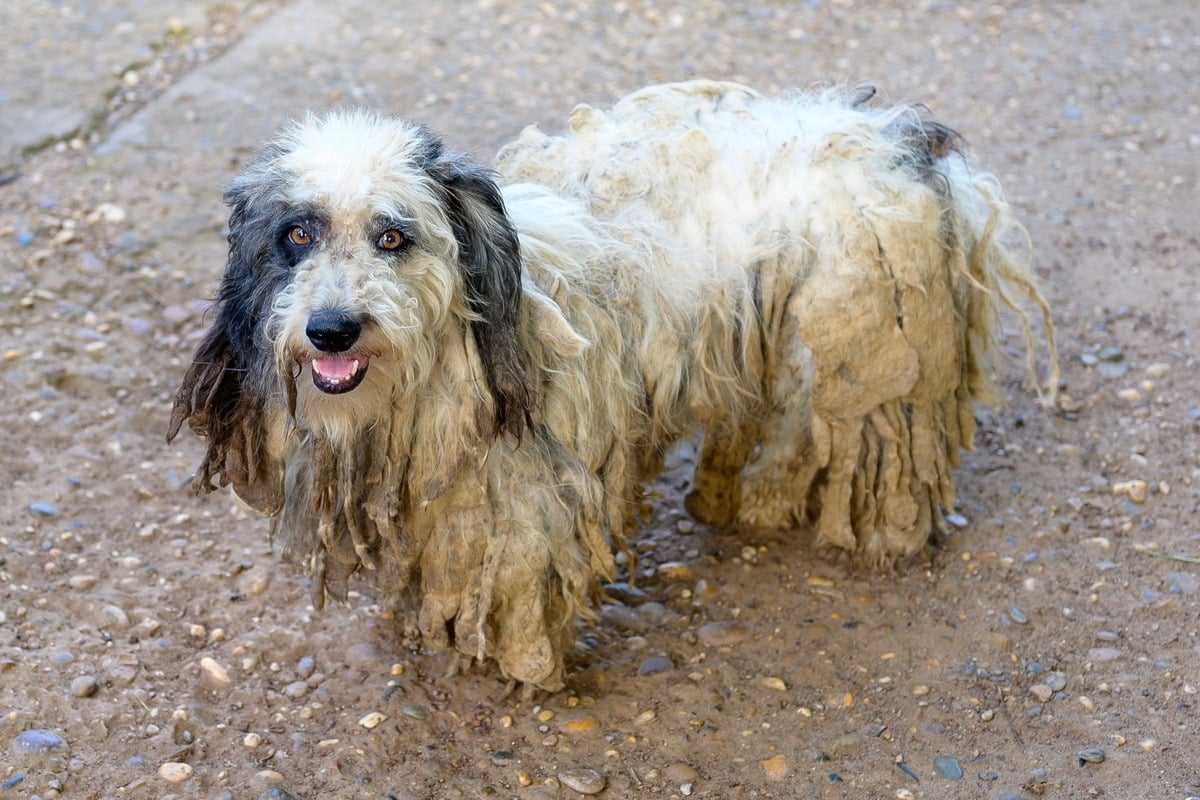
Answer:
[312,354,360,380]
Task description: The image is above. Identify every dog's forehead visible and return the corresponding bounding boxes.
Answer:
[278,111,434,215]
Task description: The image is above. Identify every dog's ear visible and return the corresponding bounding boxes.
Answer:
[167,177,285,515]
[428,156,535,440]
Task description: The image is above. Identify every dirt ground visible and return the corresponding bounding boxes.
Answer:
[2,1,1199,798]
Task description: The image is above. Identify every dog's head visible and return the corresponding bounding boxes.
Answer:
[168,111,534,507]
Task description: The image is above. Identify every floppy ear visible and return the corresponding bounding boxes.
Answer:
[167,171,286,515]
[428,155,535,440]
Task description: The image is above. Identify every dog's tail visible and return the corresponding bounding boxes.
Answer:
[931,141,1060,410]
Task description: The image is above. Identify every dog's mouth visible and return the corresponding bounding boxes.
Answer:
[310,353,370,394]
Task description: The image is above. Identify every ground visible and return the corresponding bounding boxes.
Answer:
[1,1,1198,798]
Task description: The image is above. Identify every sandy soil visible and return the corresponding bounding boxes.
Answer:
[2,2,1198,799]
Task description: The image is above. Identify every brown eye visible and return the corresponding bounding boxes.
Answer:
[377,229,406,251]
[287,225,311,246]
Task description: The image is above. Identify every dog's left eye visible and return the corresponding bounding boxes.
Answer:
[377,229,406,251]
[287,225,312,246]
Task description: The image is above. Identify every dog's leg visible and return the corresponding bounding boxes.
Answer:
[737,399,821,531]
[410,441,594,691]
[684,421,755,527]
[733,280,821,531]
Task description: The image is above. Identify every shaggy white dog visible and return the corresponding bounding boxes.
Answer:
[169,81,1055,690]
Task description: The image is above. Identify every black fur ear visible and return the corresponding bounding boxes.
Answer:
[428,155,534,441]
[167,166,287,514]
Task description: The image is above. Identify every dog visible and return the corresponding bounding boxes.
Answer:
[168,81,1056,690]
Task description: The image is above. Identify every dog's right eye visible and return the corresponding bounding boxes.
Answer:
[287,226,312,246]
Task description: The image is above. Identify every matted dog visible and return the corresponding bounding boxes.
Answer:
[169,81,1055,690]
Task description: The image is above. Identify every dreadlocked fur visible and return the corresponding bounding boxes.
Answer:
[169,80,1056,690]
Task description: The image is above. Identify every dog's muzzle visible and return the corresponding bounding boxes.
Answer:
[306,310,369,395]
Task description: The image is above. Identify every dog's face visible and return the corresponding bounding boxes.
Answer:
[169,112,533,502]
[244,114,467,434]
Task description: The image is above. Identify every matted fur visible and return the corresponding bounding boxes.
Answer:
[169,81,1056,690]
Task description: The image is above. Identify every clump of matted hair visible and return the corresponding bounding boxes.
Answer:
[498,80,1057,566]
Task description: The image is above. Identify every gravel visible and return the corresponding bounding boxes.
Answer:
[558,768,606,795]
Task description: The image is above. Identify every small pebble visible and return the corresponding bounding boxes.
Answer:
[12,729,66,754]
[944,512,969,528]
[28,501,60,517]
[657,561,696,581]
[101,604,129,628]
[638,656,673,676]
[1030,684,1054,703]
[199,656,232,691]
[1088,647,1122,662]
[297,656,316,679]
[562,717,599,733]
[1145,362,1170,378]
[91,202,127,223]
[68,574,98,591]
[358,712,387,729]
[760,754,789,781]
[759,676,788,692]
[1112,480,1147,504]
[1008,606,1029,624]
[158,762,193,783]
[558,768,606,795]
[284,681,309,699]
[1078,747,1106,765]
[400,704,429,720]
[696,620,749,646]
[244,733,262,748]
[600,603,647,632]
[255,769,285,784]
[259,789,301,800]
[1045,672,1067,692]
[933,756,963,779]
[70,675,100,698]
[664,763,699,784]
[602,582,647,602]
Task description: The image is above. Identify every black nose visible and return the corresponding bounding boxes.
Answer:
[306,310,362,353]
